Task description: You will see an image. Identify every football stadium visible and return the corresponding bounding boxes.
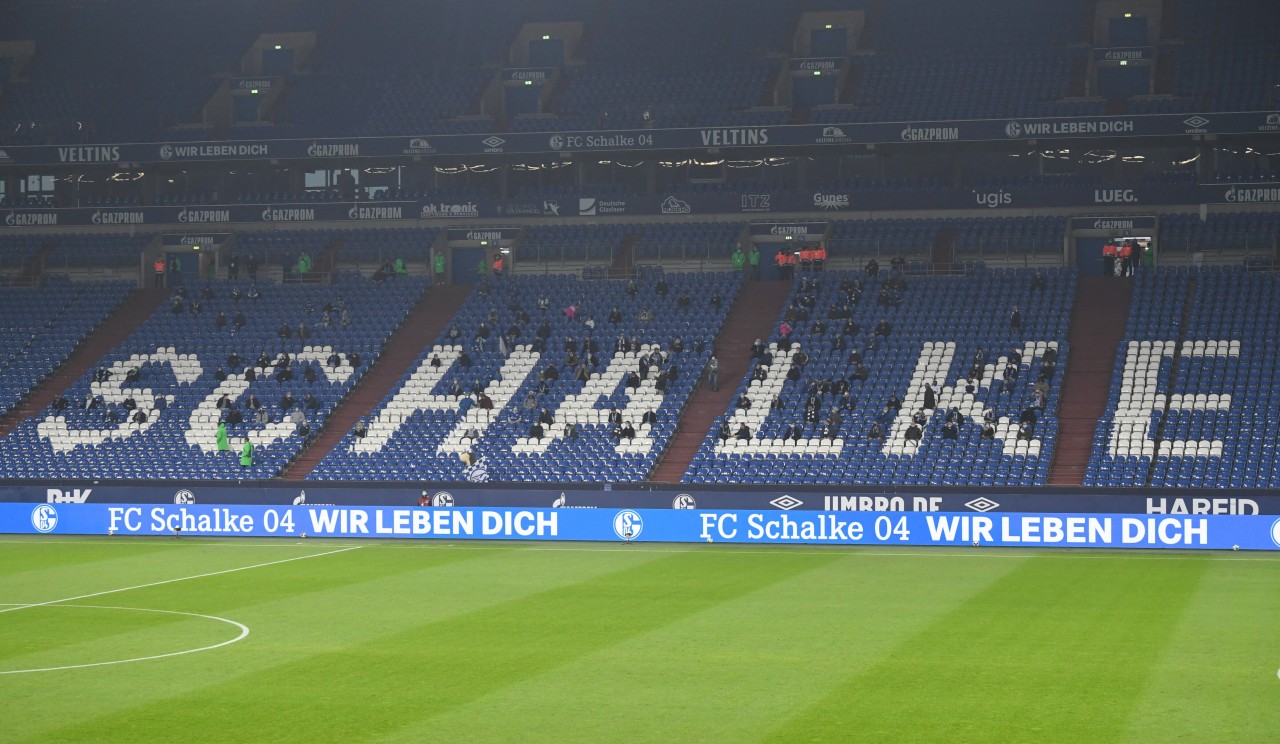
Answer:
[0,0,1278,740]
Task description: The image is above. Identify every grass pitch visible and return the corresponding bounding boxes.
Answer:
[0,538,1276,743]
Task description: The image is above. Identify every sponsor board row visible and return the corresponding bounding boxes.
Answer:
[13,503,1280,550]
[0,111,1275,167]
[4,183,1277,229]
[14,484,1279,516]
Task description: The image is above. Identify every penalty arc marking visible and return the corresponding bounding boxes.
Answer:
[0,604,249,675]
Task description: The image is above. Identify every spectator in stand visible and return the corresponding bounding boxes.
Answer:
[1010,305,1022,332]
[735,423,751,441]
[867,422,884,440]
[865,257,879,276]
[707,355,720,391]
[923,383,937,410]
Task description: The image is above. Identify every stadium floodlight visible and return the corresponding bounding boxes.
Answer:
[1124,12,1132,17]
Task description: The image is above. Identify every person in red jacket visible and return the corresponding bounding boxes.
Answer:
[1102,240,1118,276]
[1117,240,1134,277]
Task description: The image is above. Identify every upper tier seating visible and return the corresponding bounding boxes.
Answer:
[682,267,1074,485]
[309,271,741,482]
[0,274,427,479]
[0,0,272,144]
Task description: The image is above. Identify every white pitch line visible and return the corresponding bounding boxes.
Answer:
[0,537,1276,561]
[0,604,249,675]
[0,546,361,615]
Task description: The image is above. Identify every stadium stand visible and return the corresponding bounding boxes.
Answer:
[309,271,741,482]
[1085,266,1279,488]
[0,0,273,144]
[682,267,1074,486]
[0,277,133,418]
[0,274,427,479]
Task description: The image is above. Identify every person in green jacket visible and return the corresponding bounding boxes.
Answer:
[476,257,489,277]
[393,257,407,277]
[240,440,254,468]
[433,252,446,281]
[748,245,760,279]
[216,422,229,452]
[731,246,745,272]
[295,252,313,275]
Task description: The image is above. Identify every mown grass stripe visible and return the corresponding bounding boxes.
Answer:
[1117,558,1280,742]
[765,555,1212,743]
[36,550,837,743]
[387,551,1025,744]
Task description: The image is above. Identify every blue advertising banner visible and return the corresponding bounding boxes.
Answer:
[161,232,231,247]
[3,111,1278,167]
[1070,215,1158,231]
[230,77,275,93]
[749,221,829,237]
[501,68,555,83]
[446,227,523,241]
[789,57,845,72]
[1093,47,1153,63]
[9,503,1280,550]
[6,482,1279,516]
[11,182,1262,229]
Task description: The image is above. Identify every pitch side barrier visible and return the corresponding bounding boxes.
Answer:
[10,503,1280,551]
[6,482,1279,516]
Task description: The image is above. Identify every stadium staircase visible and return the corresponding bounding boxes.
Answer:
[931,228,955,268]
[280,283,471,479]
[17,242,55,286]
[649,279,791,482]
[0,287,168,439]
[610,234,638,278]
[1048,276,1133,485]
